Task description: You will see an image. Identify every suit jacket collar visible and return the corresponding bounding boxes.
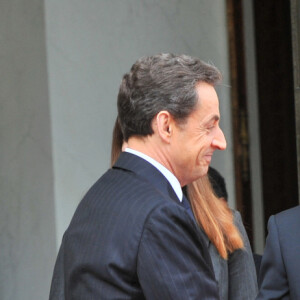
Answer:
[113,152,180,204]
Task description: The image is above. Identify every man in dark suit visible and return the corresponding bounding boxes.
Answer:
[49,53,227,299]
[257,205,300,300]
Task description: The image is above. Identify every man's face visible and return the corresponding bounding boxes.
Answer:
[169,82,226,186]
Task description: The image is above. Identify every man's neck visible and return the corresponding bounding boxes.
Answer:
[127,136,170,170]
[124,147,183,202]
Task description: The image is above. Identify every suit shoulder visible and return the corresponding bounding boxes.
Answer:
[275,205,300,219]
[267,206,300,250]
[274,205,300,228]
[71,167,187,230]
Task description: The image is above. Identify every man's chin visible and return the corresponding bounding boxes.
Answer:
[184,168,209,185]
[198,166,209,177]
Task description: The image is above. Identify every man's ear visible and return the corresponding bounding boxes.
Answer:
[155,111,173,143]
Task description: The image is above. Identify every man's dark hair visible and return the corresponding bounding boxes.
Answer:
[117,53,222,140]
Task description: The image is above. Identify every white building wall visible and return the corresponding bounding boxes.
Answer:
[0,1,56,299]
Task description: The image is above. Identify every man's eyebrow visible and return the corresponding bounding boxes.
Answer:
[207,115,220,123]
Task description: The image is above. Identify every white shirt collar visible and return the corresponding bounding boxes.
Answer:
[124,148,183,202]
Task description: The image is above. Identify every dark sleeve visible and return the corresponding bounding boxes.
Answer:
[137,203,220,300]
[228,210,258,299]
[256,215,289,300]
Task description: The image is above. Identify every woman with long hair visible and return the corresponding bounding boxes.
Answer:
[111,117,257,299]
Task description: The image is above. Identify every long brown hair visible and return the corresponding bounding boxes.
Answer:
[111,117,243,259]
[187,179,243,259]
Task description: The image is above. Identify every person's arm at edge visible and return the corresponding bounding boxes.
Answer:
[256,215,289,299]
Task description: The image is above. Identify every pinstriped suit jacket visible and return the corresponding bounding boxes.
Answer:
[49,152,219,299]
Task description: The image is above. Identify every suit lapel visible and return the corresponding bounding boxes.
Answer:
[114,152,211,248]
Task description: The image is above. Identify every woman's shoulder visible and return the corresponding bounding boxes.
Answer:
[274,205,300,226]
[230,209,244,229]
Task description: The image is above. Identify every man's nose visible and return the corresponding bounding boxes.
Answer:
[212,127,227,150]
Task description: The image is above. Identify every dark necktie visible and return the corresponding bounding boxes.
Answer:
[181,194,194,219]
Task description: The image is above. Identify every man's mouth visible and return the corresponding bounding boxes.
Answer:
[204,154,213,163]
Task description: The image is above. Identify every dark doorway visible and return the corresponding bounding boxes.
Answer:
[227,0,299,243]
[253,0,299,234]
